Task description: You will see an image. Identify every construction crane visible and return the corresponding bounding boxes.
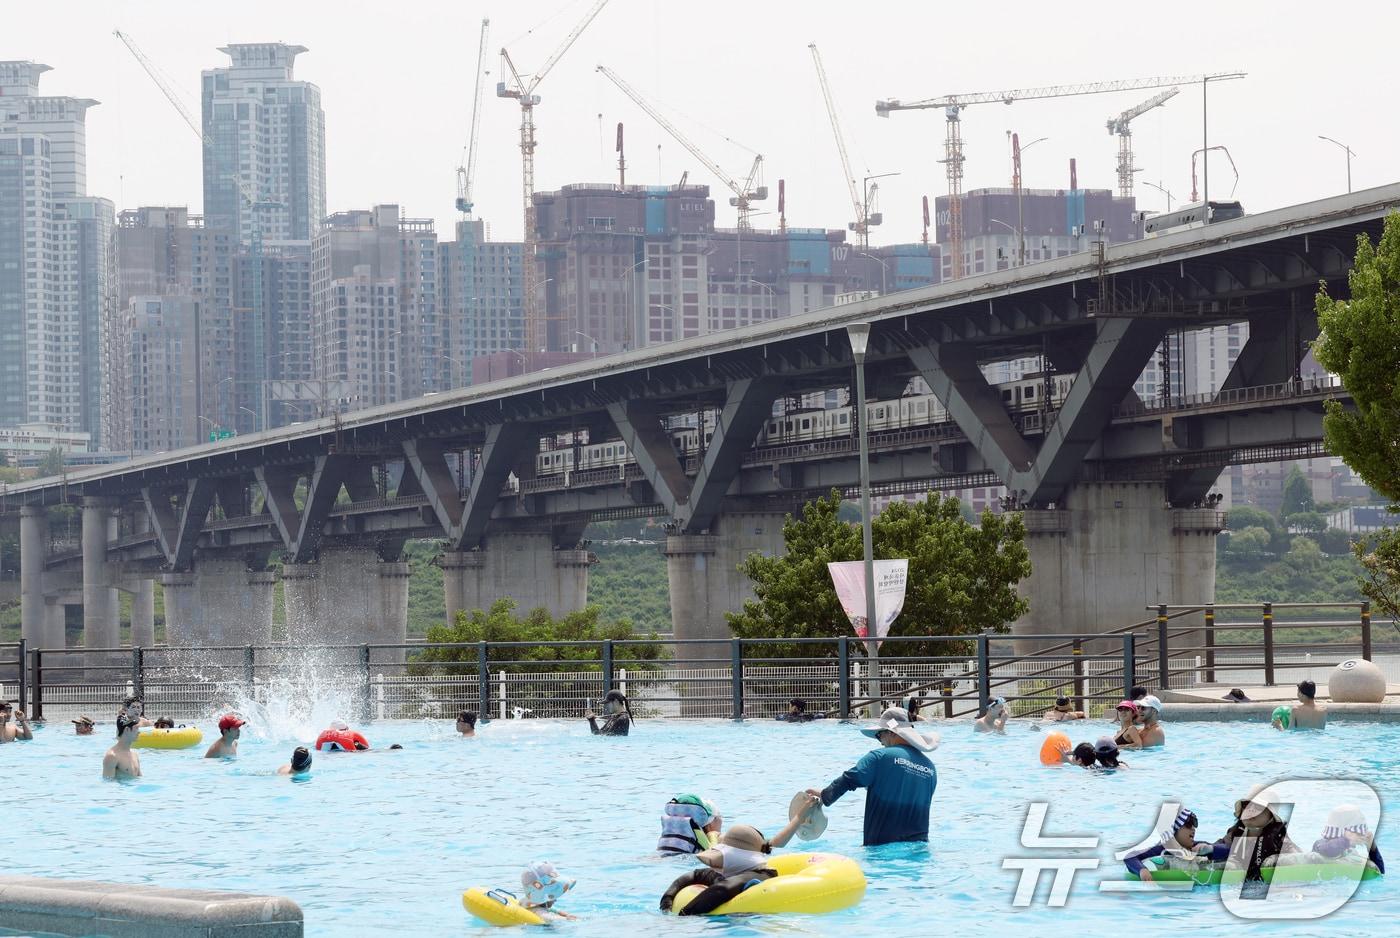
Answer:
[497,0,611,354]
[876,72,1244,280]
[456,18,491,216]
[114,28,275,430]
[597,65,767,229]
[1106,88,1179,200]
[809,42,879,248]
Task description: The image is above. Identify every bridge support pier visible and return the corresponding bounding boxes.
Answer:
[20,506,48,647]
[1015,482,1221,644]
[441,533,592,623]
[665,512,787,661]
[130,580,156,648]
[81,497,120,653]
[159,560,276,647]
[282,546,410,653]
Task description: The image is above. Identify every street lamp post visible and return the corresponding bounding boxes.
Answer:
[846,322,879,708]
[1142,181,1175,212]
[859,172,900,249]
[1317,135,1355,193]
[573,331,599,358]
[857,252,890,295]
[1014,136,1047,266]
[237,406,261,433]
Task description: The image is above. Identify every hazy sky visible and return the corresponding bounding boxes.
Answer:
[11,0,1398,245]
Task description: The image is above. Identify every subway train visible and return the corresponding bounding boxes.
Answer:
[533,371,1075,478]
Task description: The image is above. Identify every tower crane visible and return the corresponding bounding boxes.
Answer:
[456,18,491,216]
[809,43,879,248]
[114,28,275,431]
[876,72,1243,280]
[1106,88,1179,200]
[596,65,768,229]
[497,0,611,354]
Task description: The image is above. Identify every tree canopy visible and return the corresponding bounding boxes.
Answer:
[1314,211,1400,500]
[411,598,665,674]
[1313,210,1400,617]
[726,491,1030,656]
[1279,466,1316,519]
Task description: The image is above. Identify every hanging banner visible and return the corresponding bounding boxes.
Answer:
[827,559,909,646]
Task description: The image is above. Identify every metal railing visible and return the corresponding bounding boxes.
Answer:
[5,603,1382,724]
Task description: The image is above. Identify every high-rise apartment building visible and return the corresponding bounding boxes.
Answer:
[201,43,326,244]
[239,243,314,429]
[311,206,438,410]
[110,208,236,451]
[441,219,524,387]
[0,62,112,444]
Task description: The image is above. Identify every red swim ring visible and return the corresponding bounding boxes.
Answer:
[315,729,370,752]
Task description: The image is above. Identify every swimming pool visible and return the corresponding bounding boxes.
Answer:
[3,706,1394,937]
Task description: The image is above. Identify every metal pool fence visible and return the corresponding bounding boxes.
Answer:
[0,602,1383,724]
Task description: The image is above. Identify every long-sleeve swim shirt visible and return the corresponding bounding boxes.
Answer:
[820,744,936,846]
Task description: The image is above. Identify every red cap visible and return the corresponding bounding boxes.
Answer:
[218,714,247,732]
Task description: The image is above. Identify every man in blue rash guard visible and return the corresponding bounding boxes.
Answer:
[806,706,940,846]
[1123,808,1223,880]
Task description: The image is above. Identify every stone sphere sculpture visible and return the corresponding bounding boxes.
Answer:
[1328,658,1387,704]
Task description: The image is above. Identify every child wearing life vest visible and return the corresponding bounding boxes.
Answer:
[659,796,819,915]
[657,794,722,855]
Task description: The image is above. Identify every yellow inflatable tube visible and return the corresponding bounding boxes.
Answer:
[132,727,204,750]
[462,887,546,927]
[672,852,865,916]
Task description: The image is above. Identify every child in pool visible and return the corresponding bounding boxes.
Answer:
[1312,805,1384,874]
[520,860,576,921]
[659,799,819,915]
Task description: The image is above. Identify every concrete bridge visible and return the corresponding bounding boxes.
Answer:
[5,184,1395,652]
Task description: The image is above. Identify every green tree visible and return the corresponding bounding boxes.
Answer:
[726,491,1030,657]
[1225,526,1273,557]
[1314,211,1400,617]
[1314,211,1400,501]
[1288,511,1329,535]
[1284,535,1324,572]
[35,447,64,479]
[411,598,665,674]
[1279,466,1316,519]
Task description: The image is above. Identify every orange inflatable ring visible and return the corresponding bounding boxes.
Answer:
[315,729,369,752]
[1040,730,1071,766]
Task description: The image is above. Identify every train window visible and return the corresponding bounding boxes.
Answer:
[1025,386,1035,400]
[1001,390,1012,403]
[876,407,885,419]
[916,401,926,414]
[768,422,778,433]
[801,418,811,430]
[704,433,711,444]
[785,421,793,432]
[839,413,849,424]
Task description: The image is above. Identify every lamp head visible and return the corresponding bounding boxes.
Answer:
[846,322,871,358]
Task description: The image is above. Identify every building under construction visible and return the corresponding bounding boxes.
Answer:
[529,183,939,357]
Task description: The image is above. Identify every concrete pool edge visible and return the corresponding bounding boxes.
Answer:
[0,876,303,938]
[1151,702,1400,722]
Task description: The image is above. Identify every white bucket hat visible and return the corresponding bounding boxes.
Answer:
[859,706,940,751]
[789,791,828,841]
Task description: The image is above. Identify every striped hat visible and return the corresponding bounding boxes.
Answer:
[1160,807,1197,844]
[1322,805,1369,839]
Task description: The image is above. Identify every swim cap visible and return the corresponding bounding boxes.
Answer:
[1271,706,1291,730]
[291,747,312,772]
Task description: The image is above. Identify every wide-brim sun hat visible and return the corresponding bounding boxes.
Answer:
[789,791,828,841]
[859,706,940,751]
[1234,783,1278,822]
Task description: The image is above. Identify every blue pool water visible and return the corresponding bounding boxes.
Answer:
[3,708,1396,937]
